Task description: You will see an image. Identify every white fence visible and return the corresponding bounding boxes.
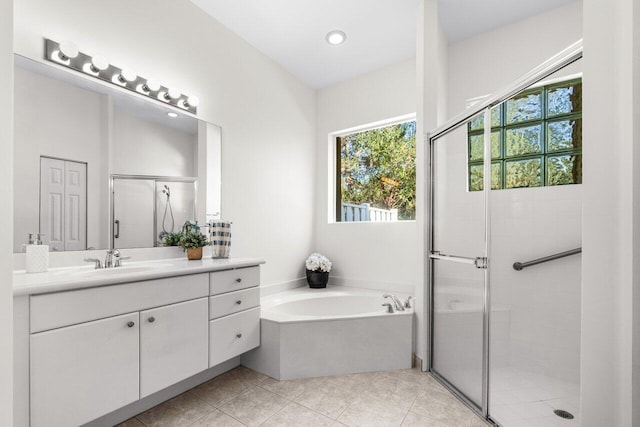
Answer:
[341,202,398,222]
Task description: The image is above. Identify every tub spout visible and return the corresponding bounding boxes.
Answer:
[383,293,405,311]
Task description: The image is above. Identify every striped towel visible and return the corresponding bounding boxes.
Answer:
[209,220,231,258]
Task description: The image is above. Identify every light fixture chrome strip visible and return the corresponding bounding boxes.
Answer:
[45,39,199,114]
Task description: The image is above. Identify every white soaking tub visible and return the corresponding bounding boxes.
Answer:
[241,286,413,380]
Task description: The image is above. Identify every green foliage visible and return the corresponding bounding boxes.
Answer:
[163,232,183,247]
[178,230,210,251]
[340,121,416,220]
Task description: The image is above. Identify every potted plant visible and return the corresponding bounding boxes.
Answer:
[305,253,332,288]
[162,232,183,247]
[178,230,210,260]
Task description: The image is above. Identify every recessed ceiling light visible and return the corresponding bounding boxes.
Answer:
[326,30,346,45]
[167,112,178,118]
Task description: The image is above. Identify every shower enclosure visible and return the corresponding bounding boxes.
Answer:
[111,175,197,249]
[427,41,583,426]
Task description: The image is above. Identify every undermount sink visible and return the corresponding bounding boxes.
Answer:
[73,262,175,276]
[43,262,178,278]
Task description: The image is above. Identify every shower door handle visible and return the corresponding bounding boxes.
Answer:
[114,219,120,239]
[430,251,487,269]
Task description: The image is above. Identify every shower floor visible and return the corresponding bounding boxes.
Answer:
[490,367,580,426]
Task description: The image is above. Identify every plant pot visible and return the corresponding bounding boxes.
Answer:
[187,247,203,260]
[306,269,329,288]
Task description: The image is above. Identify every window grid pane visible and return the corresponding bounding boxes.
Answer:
[467,78,582,191]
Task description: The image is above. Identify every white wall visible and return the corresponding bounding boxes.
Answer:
[0,0,13,424]
[13,67,109,252]
[417,0,448,367]
[582,0,637,425]
[315,58,417,294]
[13,0,317,287]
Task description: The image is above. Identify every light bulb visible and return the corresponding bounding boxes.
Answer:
[117,68,137,84]
[186,95,200,108]
[326,30,346,45]
[164,87,181,101]
[142,79,161,92]
[57,41,79,61]
[88,55,109,73]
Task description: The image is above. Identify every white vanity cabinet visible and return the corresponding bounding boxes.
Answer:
[140,297,209,397]
[14,259,264,427]
[30,312,140,427]
[209,266,261,367]
[28,273,210,427]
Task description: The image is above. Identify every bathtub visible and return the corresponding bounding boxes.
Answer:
[241,286,414,380]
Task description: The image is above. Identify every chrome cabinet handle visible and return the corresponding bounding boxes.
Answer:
[236,333,242,338]
[236,300,242,305]
[127,321,135,328]
[148,317,155,323]
[235,278,242,283]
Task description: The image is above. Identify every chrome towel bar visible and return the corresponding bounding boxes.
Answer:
[513,248,582,271]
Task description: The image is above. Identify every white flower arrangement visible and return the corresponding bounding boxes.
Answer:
[305,253,332,273]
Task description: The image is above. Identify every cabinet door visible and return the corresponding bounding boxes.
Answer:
[30,312,139,427]
[140,297,209,398]
[209,307,261,367]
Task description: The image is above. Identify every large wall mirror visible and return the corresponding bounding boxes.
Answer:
[13,54,221,253]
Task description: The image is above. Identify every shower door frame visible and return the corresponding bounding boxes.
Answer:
[110,174,198,249]
[424,39,584,423]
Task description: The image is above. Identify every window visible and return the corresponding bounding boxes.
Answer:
[468,78,582,191]
[336,120,416,222]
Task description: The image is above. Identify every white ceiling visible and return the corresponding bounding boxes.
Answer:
[191,0,577,89]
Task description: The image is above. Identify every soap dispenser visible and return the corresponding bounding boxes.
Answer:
[26,233,49,273]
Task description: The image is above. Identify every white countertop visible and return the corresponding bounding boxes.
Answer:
[13,257,265,296]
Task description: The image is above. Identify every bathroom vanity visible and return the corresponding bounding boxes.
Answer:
[13,257,264,427]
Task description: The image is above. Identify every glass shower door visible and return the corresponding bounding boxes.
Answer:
[430,115,489,411]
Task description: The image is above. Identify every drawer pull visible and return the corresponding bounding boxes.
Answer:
[235,278,242,283]
[148,317,155,323]
[127,321,135,328]
[236,300,242,305]
[236,333,242,339]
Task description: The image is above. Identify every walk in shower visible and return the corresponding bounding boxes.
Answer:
[427,41,583,426]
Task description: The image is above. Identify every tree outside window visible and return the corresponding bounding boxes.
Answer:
[337,120,416,222]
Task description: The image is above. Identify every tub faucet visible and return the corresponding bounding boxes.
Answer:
[383,293,405,311]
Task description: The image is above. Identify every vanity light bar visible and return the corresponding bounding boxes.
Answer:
[44,39,198,114]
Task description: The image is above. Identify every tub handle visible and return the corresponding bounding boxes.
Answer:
[236,333,242,339]
[382,303,395,313]
[236,300,242,305]
[404,296,413,309]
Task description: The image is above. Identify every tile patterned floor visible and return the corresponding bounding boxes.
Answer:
[118,366,491,427]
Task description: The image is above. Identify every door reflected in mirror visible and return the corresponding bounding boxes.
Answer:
[13,54,221,253]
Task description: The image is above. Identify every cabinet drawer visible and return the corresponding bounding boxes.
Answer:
[31,273,209,333]
[209,307,260,367]
[209,287,260,320]
[210,267,260,295]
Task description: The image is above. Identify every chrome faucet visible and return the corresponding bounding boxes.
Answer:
[383,293,405,311]
[104,249,131,268]
[104,249,117,268]
[84,258,103,269]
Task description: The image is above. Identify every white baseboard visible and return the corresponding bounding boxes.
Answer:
[260,277,306,296]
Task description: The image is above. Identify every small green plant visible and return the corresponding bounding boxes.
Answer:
[163,232,183,247]
[178,230,210,251]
